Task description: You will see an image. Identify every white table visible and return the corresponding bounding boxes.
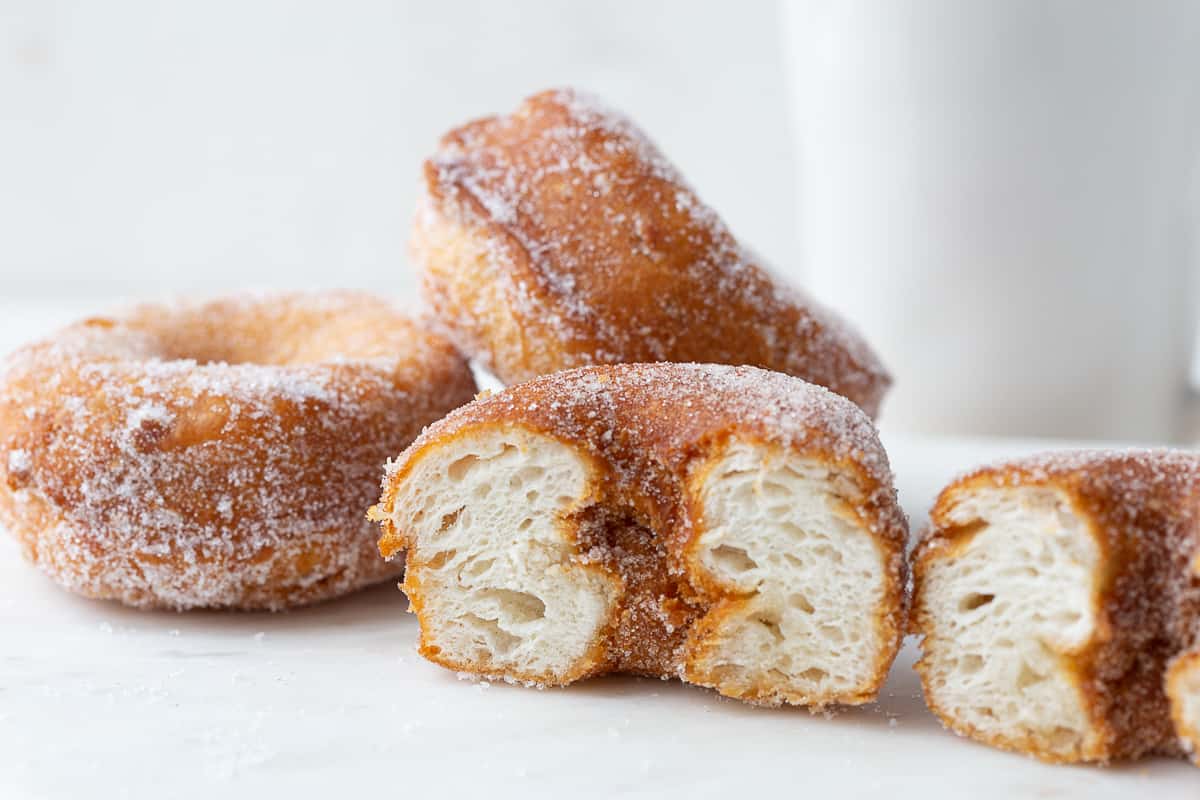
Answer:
[2,432,1196,798]
[0,303,1195,798]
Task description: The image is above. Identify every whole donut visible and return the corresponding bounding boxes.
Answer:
[413,88,891,417]
[0,291,477,610]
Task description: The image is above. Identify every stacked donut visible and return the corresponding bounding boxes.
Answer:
[378,88,907,707]
[412,89,890,416]
[2,87,1198,767]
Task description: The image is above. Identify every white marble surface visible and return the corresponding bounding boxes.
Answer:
[1,406,1196,798]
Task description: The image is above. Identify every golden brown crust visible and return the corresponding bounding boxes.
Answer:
[375,363,908,704]
[413,88,890,417]
[912,451,1200,763]
[0,291,477,610]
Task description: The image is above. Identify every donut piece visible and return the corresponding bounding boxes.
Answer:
[1170,644,1200,764]
[1169,541,1200,764]
[372,363,908,706]
[413,88,890,417]
[0,292,477,610]
[911,451,1200,764]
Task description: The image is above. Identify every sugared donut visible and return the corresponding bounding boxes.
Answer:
[412,88,891,417]
[1169,539,1200,765]
[0,292,477,610]
[372,363,908,706]
[911,451,1200,764]
[1170,644,1200,764]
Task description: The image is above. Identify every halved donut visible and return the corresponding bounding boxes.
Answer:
[372,363,908,706]
[0,291,477,610]
[413,88,890,417]
[912,451,1200,764]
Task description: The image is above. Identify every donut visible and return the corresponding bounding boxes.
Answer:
[1169,643,1200,764]
[371,363,908,706]
[1169,539,1200,765]
[412,88,891,417]
[911,450,1200,764]
[0,291,477,610]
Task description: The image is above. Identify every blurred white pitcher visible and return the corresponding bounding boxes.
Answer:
[784,1,1200,441]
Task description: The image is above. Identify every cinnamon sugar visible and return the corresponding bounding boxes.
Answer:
[0,291,476,609]
[418,88,890,416]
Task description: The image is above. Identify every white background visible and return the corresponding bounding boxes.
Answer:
[0,0,797,298]
[4,1,1200,440]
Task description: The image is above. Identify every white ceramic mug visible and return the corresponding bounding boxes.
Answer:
[783,0,1200,441]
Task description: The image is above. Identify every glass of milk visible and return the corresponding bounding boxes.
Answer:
[783,0,1200,441]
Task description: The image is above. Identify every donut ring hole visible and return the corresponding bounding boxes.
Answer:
[114,301,407,367]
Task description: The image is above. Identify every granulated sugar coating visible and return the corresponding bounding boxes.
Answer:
[396,363,894,493]
[913,448,1200,764]
[376,363,908,707]
[0,291,476,610]
[413,88,891,417]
